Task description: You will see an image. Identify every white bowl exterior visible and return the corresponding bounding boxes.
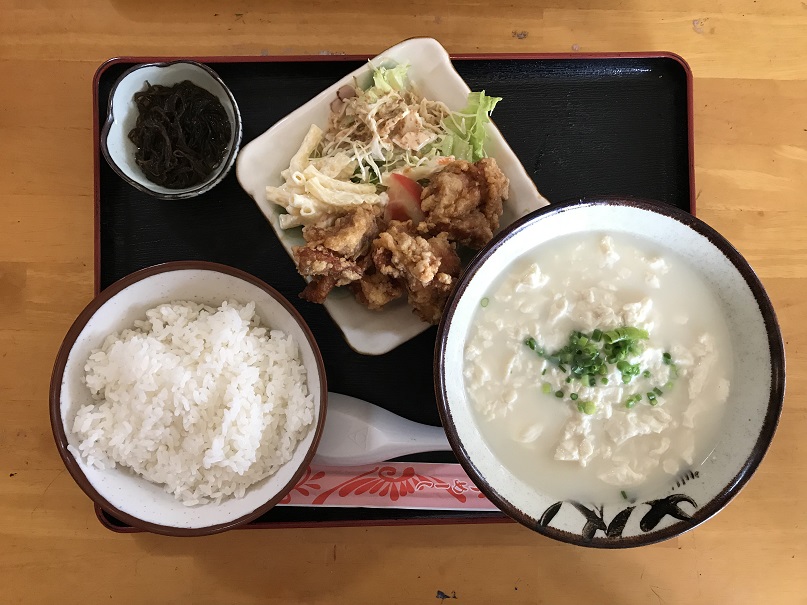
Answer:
[59,269,322,529]
[105,62,241,197]
[236,38,549,355]
[443,204,772,536]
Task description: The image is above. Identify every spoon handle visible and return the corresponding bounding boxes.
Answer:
[314,392,452,467]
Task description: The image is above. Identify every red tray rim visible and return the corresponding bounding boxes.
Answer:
[91,51,694,533]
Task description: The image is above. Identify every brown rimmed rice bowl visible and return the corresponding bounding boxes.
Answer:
[50,261,327,536]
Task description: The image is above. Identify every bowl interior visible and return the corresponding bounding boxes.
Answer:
[104,62,241,198]
[55,266,323,532]
[439,200,781,545]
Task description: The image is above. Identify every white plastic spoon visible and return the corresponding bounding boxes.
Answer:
[313,392,451,466]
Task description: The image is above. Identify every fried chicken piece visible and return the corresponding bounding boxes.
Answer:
[373,222,438,286]
[301,204,382,258]
[299,275,338,304]
[293,205,382,303]
[418,157,509,249]
[350,270,405,310]
[293,246,365,303]
[407,274,454,325]
[426,230,462,276]
[371,220,460,323]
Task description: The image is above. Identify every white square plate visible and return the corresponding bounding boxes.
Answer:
[236,37,549,355]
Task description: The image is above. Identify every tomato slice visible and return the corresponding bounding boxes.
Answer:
[384,173,425,224]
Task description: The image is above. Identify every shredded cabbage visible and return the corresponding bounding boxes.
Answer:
[317,64,501,187]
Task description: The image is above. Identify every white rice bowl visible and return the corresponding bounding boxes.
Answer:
[70,300,314,506]
[52,264,325,534]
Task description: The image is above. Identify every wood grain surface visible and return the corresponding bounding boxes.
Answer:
[2,1,805,603]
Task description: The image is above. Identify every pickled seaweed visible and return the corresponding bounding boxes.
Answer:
[128,80,231,189]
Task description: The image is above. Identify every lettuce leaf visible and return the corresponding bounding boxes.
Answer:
[439,91,502,162]
[371,63,410,93]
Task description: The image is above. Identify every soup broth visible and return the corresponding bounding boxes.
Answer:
[463,232,733,504]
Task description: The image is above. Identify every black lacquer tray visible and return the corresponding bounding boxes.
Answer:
[93,52,693,531]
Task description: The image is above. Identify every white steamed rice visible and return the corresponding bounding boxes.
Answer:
[68,300,315,506]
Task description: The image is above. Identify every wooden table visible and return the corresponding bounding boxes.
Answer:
[2,1,805,603]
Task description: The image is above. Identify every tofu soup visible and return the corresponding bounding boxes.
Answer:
[463,233,732,504]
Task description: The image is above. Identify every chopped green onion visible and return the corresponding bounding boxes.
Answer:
[570,393,579,401]
[621,490,628,500]
[664,381,673,390]
[577,400,596,414]
[624,393,642,408]
[542,383,551,394]
[529,326,654,393]
[647,392,657,405]
[480,297,489,308]
[541,368,547,376]
[663,352,672,364]
[555,390,564,398]
[604,327,650,343]
[653,386,663,396]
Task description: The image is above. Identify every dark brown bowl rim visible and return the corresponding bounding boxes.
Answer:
[434,196,786,548]
[99,60,243,200]
[49,260,328,537]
